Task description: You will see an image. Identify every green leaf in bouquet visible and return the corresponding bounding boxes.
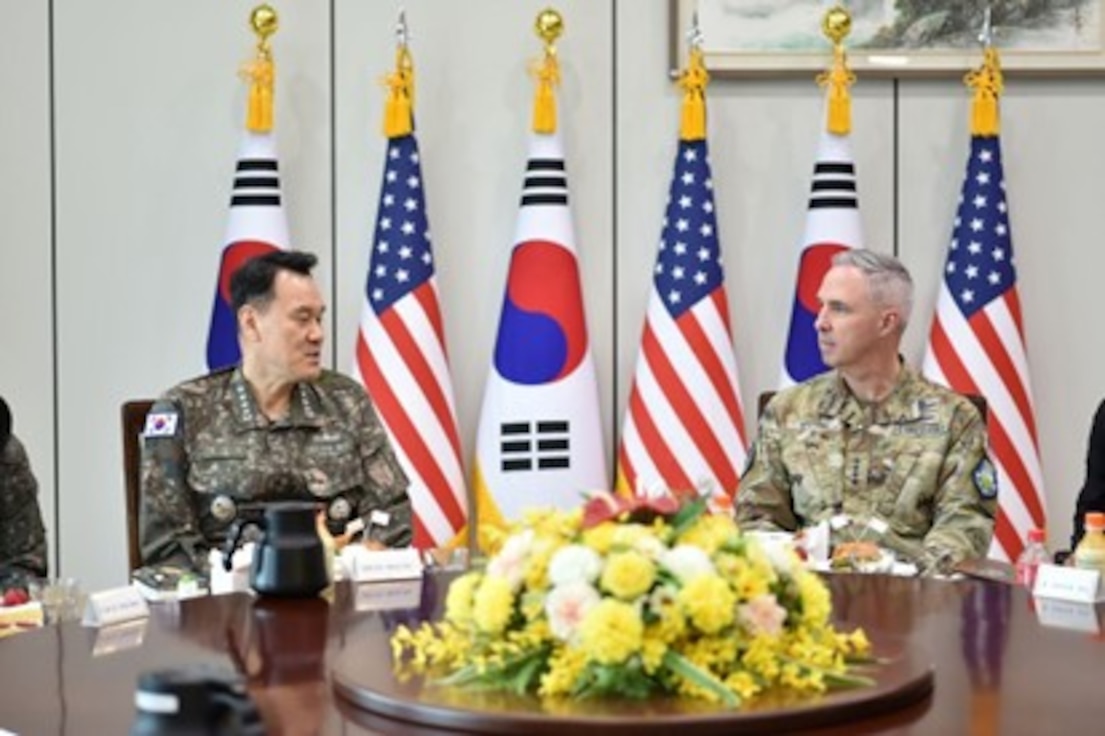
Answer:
[668,497,709,539]
[662,651,739,707]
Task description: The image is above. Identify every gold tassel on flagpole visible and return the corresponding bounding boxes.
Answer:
[243,5,278,134]
[383,45,415,137]
[531,9,563,135]
[816,6,855,136]
[966,47,1003,136]
[679,47,709,141]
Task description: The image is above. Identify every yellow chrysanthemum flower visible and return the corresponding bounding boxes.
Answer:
[581,521,618,555]
[444,571,483,624]
[539,645,588,697]
[676,513,738,554]
[795,570,832,625]
[640,630,668,674]
[678,574,736,634]
[473,575,515,634]
[580,599,643,665]
[600,549,656,600]
[724,670,761,700]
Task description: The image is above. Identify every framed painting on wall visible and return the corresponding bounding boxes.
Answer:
[670,1,1105,76]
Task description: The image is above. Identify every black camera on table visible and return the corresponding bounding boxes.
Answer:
[131,665,263,735]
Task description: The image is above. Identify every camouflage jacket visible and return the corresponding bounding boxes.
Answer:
[736,366,996,574]
[140,368,411,572]
[0,435,49,586]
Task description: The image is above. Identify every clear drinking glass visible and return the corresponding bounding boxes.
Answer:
[29,577,81,624]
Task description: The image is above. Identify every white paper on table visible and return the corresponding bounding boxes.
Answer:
[208,543,254,595]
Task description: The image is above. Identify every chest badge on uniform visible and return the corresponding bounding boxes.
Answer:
[143,411,179,438]
[973,457,998,499]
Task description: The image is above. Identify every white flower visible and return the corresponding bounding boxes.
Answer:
[634,535,666,561]
[755,537,802,576]
[548,544,603,587]
[738,594,788,637]
[660,545,715,582]
[486,529,535,590]
[545,581,601,642]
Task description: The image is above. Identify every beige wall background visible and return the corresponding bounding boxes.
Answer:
[1,0,1100,590]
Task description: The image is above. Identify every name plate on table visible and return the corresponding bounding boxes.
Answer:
[81,586,150,628]
[351,548,424,582]
[354,579,424,612]
[1034,597,1102,634]
[1033,563,1105,603]
[90,619,148,656]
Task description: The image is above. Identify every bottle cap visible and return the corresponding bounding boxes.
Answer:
[1086,512,1105,530]
[1027,528,1046,544]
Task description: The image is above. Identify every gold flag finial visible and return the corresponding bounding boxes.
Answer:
[531,9,563,134]
[816,4,855,135]
[677,12,708,141]
[965,9,1002,136]
[243,4,279,133]
[383,9,415,137]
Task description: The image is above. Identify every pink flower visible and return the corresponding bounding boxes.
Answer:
[738,594,788,637]
[545,581,601,642]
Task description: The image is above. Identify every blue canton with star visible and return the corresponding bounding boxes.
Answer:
[944,136,1017,318]
[366,134,434,314]
[654,139,724,319]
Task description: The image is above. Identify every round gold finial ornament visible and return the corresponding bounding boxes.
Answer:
[821,5,852,46]
[250,4,279,41]
[535,8,564,47]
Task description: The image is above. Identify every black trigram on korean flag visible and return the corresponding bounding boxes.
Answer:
[499,421,570,472]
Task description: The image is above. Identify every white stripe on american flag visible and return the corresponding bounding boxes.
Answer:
[926,287,1044,561]
[622,291,744,494]
[355,282,466,545]
[651,293,746,465]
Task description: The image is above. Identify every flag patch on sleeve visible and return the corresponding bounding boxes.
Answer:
[143,411,179,438]
[973,457,998,499]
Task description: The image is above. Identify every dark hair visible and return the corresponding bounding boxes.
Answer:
[0,396,11,448]
[230,250,318,313]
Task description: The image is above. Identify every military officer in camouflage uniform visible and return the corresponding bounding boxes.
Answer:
[0,396,48,587]
[140,251,411,572]
[737,250,996,574]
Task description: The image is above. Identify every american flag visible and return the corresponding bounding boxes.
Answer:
[353,132,468,549]
[922,135,1044,562]
[617,138,748,498]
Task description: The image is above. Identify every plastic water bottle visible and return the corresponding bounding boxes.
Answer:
[1074,512,1105,573]
[1015,528,1048,589]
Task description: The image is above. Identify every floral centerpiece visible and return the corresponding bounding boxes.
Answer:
[391,492,873,707]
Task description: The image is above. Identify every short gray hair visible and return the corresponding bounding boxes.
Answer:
[831,249,914,329]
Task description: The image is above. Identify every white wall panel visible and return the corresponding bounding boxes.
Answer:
[0,1,54,572]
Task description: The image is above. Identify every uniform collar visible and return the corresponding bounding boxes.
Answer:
[228,368,324,429]
[818,361,928,426]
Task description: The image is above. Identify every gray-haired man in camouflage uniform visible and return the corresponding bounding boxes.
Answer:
[0,396,48,588]
[737,250,996,574]
[140,251,411,572]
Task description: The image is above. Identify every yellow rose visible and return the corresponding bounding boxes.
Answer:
[580,599,643,665]
[600,550,656,600]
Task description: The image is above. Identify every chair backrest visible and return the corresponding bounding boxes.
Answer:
[121,400,155,572]
[756,390,988,423]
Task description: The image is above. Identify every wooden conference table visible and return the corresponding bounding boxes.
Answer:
[0,571,1102,735]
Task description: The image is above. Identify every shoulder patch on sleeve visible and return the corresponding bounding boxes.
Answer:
[973,457,998,499]
[143,410,180,438]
